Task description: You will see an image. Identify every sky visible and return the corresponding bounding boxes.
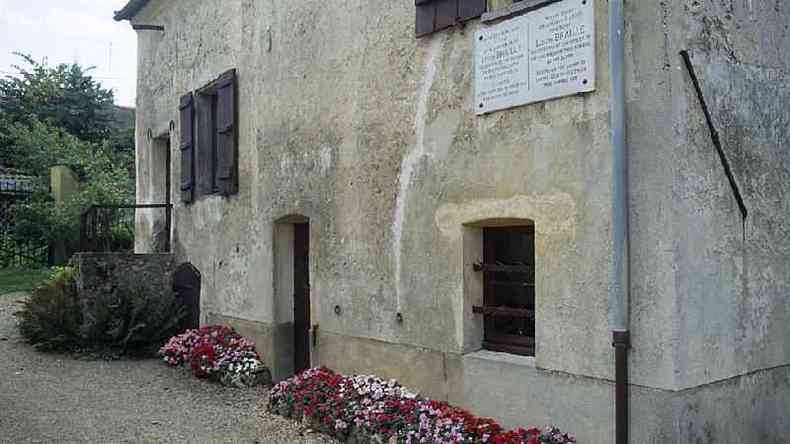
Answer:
[0,0,137,107]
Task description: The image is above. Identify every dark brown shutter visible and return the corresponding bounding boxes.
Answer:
[196,93,215,196]
[458,0,486,22]
[179,92,195,203]
[416,0,486,37]
[416,0,436,37]
[434,0,458,30]
[215,69,237,196]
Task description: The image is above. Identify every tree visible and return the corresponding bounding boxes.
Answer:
[0,53,116,146]
[0,53,136,180]
[8,121,133,250]
[0,54,135,256]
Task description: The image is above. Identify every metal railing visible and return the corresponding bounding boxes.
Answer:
[79,204,172,253]
[0,175,47,267]
[0,176,34,196]
[0,233,48,268]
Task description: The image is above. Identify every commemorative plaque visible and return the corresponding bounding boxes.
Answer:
[475,0,596,115]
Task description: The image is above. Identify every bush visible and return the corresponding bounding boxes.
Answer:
[269,367,576,444]
[81,285,186,356]
[15,267,82,351]
[15,266,186,356]
[159,325,271,387]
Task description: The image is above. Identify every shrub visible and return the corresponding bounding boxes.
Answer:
[15,266,186,356]
[15,266,82,351]
[81,284,186,356]
[269,367,576,444]
[159,325,271,387]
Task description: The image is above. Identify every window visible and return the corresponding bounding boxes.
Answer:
[415,0,487,37]
[473,224,535,356]
[179,69,238,204]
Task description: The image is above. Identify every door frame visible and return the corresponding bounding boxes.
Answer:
[273,215,311,381]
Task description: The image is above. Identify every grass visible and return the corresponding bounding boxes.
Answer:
[0,268,52,296]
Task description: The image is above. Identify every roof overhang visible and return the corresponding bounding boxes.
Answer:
[114,0,151,21]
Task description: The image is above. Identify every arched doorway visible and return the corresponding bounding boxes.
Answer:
[173,263,201,329]
[274,215,311,376]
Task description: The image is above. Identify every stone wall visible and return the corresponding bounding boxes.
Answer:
[73,253,175,320]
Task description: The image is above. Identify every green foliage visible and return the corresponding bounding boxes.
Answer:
[14,266,82,352]
[0,234,48,269]
[10,196,79,251]
[103,223,135,252]
[83,285,187,356]
[15,266,187,356]
[6,122,134,248]
[1,54,135,253]
[0,53,115,144]
[3,119,86,177]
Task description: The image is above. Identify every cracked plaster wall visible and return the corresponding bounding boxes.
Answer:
[130,0,790,441]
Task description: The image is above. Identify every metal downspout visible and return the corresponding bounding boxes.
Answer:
[608,1,630,444]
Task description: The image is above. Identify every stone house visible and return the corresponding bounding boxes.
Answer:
[115,0,790,442]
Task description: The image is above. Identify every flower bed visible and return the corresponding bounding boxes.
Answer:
[159,325,271,387]
[269,367,576,444]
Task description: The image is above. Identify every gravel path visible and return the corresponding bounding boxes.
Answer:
[0,293,338,444]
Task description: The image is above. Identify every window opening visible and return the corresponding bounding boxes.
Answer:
[473,224,535,356]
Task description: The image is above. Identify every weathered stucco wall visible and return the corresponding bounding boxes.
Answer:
[134,0,614,376]
[130,0,790,442]
[624,0,790,393]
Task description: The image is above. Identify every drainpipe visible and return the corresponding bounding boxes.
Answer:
[608,1,630,444]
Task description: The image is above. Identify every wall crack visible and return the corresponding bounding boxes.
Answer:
[680,50,748,222]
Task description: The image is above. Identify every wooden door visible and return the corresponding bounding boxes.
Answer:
[293,223,311,373]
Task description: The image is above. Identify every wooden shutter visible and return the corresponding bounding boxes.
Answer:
[215,69,237,196]
[179,92,195,203]
[458,0,486,22]
[416,0,486,38]
[416,0,437,37]
[434,0,458,30]
[196,94,215,197]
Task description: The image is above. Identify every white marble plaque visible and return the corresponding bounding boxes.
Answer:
[475,0,596,115]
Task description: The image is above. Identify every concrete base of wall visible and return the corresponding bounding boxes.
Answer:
[207,316,790,443]
[673,365,790,444]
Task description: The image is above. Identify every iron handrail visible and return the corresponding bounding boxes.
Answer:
[79,203,173,253]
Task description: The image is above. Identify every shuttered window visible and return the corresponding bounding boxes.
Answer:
[416,0,486,37]
[182,68,238,204]
[472,224,536,356]
[179,92,195,203]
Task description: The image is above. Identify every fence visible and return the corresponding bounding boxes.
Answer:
[79,204,173,253]
[0,176,47,268]
[0,234,49,268]
[0,176,33,231]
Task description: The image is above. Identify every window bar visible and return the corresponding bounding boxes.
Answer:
[472,306,534,319]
